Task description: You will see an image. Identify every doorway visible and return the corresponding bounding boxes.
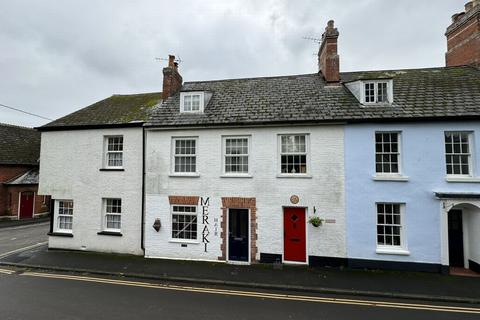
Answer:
[228,209,249,262]
[19,191,34,219]
[448,209,464,267]
[283,207,307,263]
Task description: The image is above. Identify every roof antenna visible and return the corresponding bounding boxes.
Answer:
[155,55,183,65]
[302,36,322,44]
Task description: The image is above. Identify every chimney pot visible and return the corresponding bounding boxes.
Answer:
[168,55,175,67]
[465,1,473,12]
[451,13,461,23]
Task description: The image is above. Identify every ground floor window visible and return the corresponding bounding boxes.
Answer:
[171,205,197,240]
[104,198,122,232]
[57,200,73,232]
[376,203,404,248]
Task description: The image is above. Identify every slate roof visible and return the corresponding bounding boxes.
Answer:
[147,66,480,127]
[0,123,40,165]
[4,168,39,185]
[40,92,163,130]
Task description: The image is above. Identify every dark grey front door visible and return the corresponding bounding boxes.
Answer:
[228,209,249,262]
[448,209,464,267]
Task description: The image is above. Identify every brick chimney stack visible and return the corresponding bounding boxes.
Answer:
[162,55,183,99]
[445,1,480,67]
[318,20,340,84]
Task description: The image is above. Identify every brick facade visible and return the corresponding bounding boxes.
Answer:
[168,195,200,205]
[0,165,49,218]
[219,197,258,262]
[446,4,480,67]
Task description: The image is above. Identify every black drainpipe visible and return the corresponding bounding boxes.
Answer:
[141,127,146,252]
[48,198,54,234]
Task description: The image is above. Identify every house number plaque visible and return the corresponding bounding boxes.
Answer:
[290,195,299,204]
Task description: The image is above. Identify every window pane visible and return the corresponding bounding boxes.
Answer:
[444,132,470,175]
[377,203,402,247]
[280,135,307,174]
[172,206,197,240]
[375,132,400,173]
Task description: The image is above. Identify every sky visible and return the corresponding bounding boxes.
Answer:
[0,0,464,127]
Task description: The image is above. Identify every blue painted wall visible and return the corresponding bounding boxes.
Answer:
[345,121,480,264]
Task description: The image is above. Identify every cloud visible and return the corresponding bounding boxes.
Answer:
[0,0,462,127]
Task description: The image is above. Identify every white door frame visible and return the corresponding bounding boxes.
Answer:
[282,206,308,265]
[226,208,251,265]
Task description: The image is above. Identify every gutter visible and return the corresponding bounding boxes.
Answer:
[140,127,146,252]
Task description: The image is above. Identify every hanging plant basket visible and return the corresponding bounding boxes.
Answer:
[308,216,324,228]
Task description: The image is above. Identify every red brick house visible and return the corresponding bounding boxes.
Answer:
[0,123,50,220]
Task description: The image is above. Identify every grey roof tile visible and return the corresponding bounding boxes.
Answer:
[0,123,40,165]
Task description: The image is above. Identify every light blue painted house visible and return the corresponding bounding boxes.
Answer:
[343,3,480,273]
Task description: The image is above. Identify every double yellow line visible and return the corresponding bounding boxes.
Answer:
[0,268,15,275]
[19,271,480,315]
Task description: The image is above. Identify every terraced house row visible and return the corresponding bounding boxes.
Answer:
[38,3,480,274]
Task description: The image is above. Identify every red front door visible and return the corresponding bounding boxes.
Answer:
[283,207,306,262]
[19,192,34,219]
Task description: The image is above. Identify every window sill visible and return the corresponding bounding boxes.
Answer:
[276,174,312,179]
[169,239,200,244]
[169,173,200,178]
[97,231,122,237]
[376,247,410,256]
[445,176,480,183]
[48,232,73,238]
[220,174,253,178]
[99,168,125,172]
[373,175,409,182]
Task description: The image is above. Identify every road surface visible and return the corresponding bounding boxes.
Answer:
[0,267,478,320]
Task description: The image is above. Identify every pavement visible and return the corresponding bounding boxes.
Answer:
[1,244,480,305]
[0,216,49,229]
[1,269,479,320]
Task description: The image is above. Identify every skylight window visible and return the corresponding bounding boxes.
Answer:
[180,92,204,113]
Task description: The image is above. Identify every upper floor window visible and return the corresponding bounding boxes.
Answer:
[363,80,392,104]
[445,132,472,176]
[223,136,249,175]
[56,200,73,233]
[105,136,123,168]
[375,132,400,174]
[172,138,197,174]
[180,92,204,113]
[279,134,308,175]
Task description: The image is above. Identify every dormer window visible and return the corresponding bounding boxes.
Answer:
[362,80,392,104]
[180,92,204,113]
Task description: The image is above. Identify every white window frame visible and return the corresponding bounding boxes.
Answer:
[55,200,73,233]
[104,135,124,169]
[376,202,409,255]
[222,136,251,176]
[171,137,199,176]
[180,92,205,113]
[375,131,402,175]
[361,80,393,104]
[103,198,122,232]
[170,205,198,242]
[277,134,310,177]
[444,131,473,177]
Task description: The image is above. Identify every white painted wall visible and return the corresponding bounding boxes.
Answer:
[39,128,144,255]
[144,125,346,262]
